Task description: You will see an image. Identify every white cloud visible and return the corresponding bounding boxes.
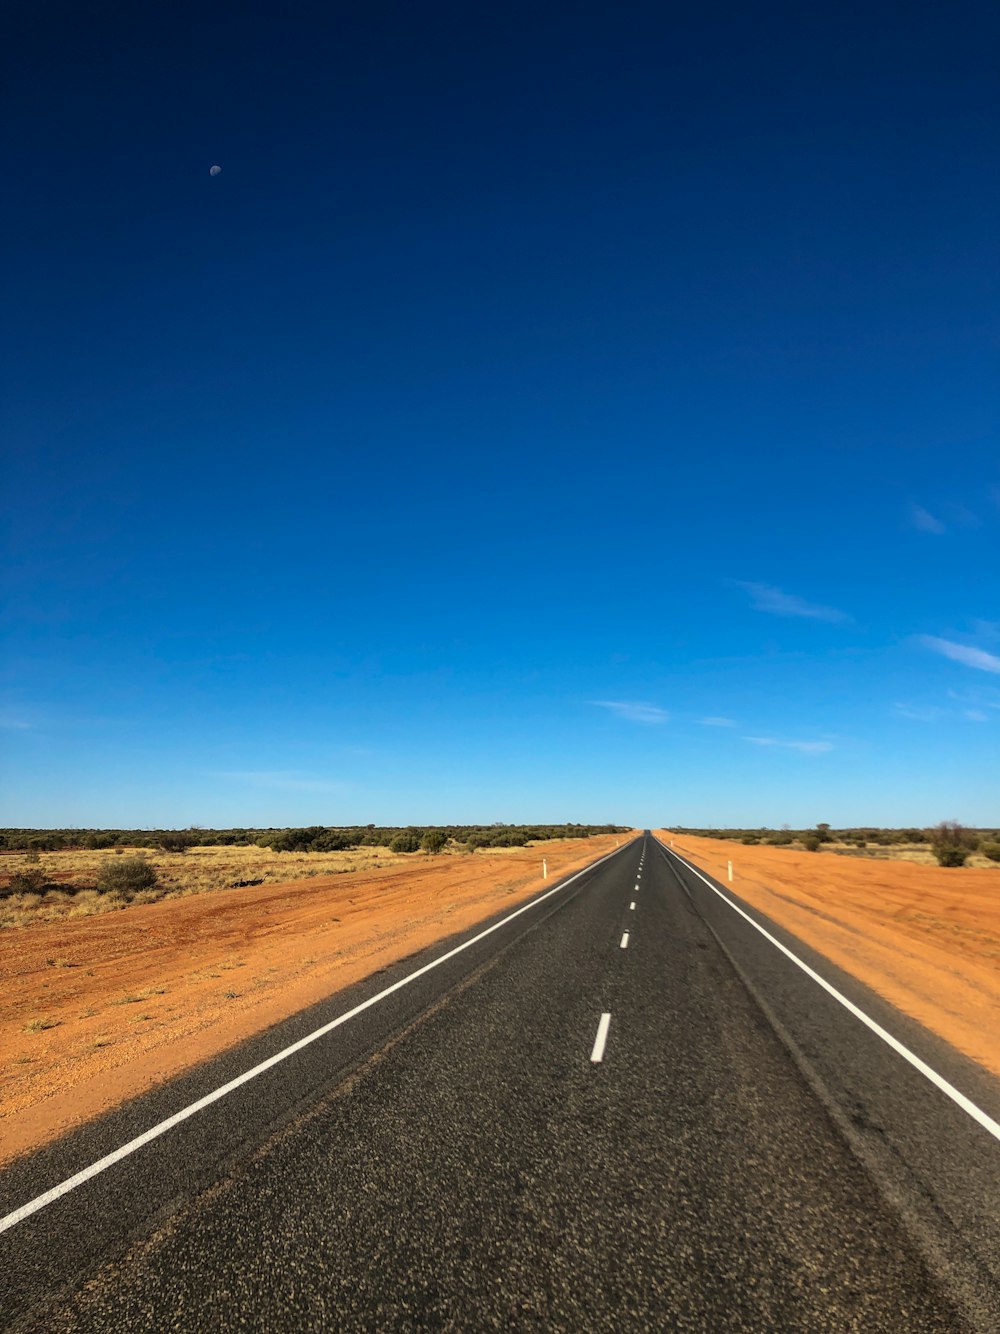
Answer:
[700,715,737,727]
[893,703,944,723]
[592,700,669,724]
[743,736,834,754]
[919,636,1000,675]
[909,503,946,535]
[214,770,346,793]
[736,581,850,624]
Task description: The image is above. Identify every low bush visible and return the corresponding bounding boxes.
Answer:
[929,821,976,868]
[802,833,821,852]
[982,842,1000,863]
[390,833,421,853]
[5,868,48,896]
[96,855,159,897]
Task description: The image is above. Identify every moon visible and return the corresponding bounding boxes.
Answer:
[209,165,222,177]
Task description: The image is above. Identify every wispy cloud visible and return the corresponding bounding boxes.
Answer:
[947,685,1000,712]
[743,736,834,754]
[0,715,31,730]
[909,503,946,535]
[965,710,989,722]
[700,715,737,727]
[735,581,850,624]
[919,636,1000,675]
[592,700,669,724]
[213,770,346,793]
[893,703,944,723]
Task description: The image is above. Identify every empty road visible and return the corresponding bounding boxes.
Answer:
[2,834,998,1330]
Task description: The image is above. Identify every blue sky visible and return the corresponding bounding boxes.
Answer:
[2,2,998,828]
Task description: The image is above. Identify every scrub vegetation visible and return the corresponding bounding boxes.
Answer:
[668,823,1000,868]
[0,824,629,928]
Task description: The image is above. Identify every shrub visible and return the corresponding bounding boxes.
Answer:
[421,830,448,853]
[390,833,421,853]
[7,868,48,896]
[96,855,159,897]
[929,821,976,868]
[156,831,194,853]
[982,842,1000,863]
[741,835,759,845]
[934,844,969,868]
[766,833,794,846]
[802,833,821,852]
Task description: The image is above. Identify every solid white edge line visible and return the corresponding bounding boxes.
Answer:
[656,838,1000,1144]
[0,840,634,1236]
[591,1012,612,1062]
[620,932,629,949]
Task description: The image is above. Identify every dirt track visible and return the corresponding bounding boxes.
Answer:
[658,830,1000,1081]
[0,836,628,1166]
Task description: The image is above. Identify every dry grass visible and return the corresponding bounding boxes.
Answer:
[798,839,998,869]
[0,843,423,929]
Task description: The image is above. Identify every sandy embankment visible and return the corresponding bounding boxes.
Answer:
[657,830,1000,1080]
[0,834,632,1166]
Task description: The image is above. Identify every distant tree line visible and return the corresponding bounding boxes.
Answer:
[0,823,628,855]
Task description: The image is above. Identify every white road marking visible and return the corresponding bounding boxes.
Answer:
[620,932,629,948]
[630,901,636,910]
[0,841,634,1237]
[591,1012,612,1063]
[657,840,1000,1145]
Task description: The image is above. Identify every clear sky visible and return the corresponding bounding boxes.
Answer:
[3,1,998,829]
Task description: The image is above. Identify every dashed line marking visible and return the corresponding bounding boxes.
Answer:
[591,1013,612,1063]
[620,932,629,949]
[629,901,636,911]
[0,840,635,1237]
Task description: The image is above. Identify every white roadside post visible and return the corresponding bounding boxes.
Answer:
[728,860,733,883]
[543,858,548,880]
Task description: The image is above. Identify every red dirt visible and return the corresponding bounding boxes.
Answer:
[657,831,1000,1080]
[0,836,629,1166]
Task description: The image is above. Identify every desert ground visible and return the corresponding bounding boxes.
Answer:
[657,830,1000,1081]
[0,835,628,1166]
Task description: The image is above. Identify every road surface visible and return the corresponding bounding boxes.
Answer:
[2,834,998,1330]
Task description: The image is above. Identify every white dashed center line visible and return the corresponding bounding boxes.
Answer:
[590,1012,612,1063]
[620,932,629,949]
[629,901,636,911]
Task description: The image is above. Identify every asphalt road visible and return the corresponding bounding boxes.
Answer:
[2,834,999,1331]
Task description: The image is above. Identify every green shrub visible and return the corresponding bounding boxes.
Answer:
[929,821,976,868]
[420,830,448,853]
[390,833,421,853]
[741,835,759,845]
[802,833,821,852]
[96,855,159,897]
[982,842,1000,863]
[156,831,195,853]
